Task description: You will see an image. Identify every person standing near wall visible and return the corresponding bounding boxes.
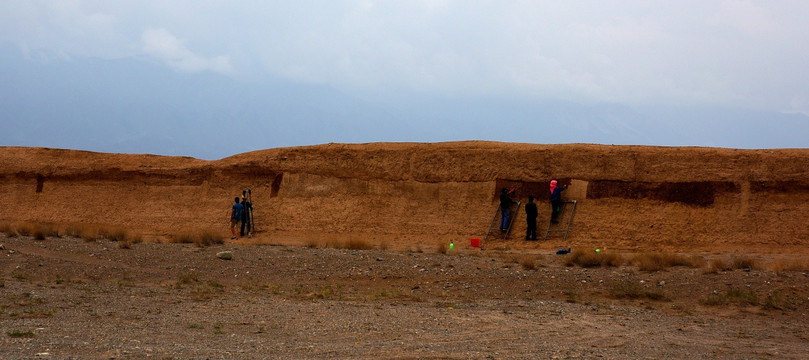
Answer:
[230,197,244,240]
[499,187,514,231]
[525,195,538,240]
[549,180,567,224]
[240,194,252,237]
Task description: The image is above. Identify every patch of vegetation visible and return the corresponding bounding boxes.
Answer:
[564,249,623,268]
[609,281,665,300]
[341,239,374,250]
[436,241,448,254]
[770,258,809,273]
[701,288,759,307]
[176,272,199,288]
[730,255,759,270]
[305,238,323,248]
[100,227,129,242]
[762,289,796,311]
[170,230,225,247]
[308,285,342,300]
[631,253,703,272]
[0,222,12,234]
[187,323,204,329]
[704,258,733,274]
[369,288,415,301]
[7,330,34,338]
[518,255,538,270]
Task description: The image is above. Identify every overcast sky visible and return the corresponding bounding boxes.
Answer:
[2,1,809,159]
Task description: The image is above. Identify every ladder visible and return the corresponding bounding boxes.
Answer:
[544,200,577,241]
[484,201,522,243]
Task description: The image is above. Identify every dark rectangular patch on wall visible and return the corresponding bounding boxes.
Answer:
[587,181,738,207]
[750,181,809,194]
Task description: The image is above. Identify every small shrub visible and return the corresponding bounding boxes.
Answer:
[731,255,759,270]
[705,258,733,274]
[305,238,323,248]
[195,230,224,247]
[80,227,100,242]
[7,330,34,338]
[518,255,538,270]
[770,258,809,273]
[13,222,34,236]
[701,288,759,307]
[102,228,129,242]
[172,232,195,244]
[63,224,84,238]
[726,288,759,305]
[632,253,701,272]
[345,239,373,250]
[436,241,448,254]
[176,272,199,287]
[762,289,795,311]
[33,229,46,240]
[564,250,623,268]
[609,281,665,300]
[169,230,223,247]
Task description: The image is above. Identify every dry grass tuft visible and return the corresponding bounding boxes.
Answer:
[12,222,35,237]
[770,258,809,273]
[730,255,759,270]
[170,230,225,247]
[305,238,324,248]
[564,249,623,268]
[518,255,538,270]
[436,241,448,254]
[609,281,665,300]
[631,253,702,272]
[704,258,733,274]
[344,238,374,250]
[701,288,759,307]
[118,233,143,249]
[100,227,129,242]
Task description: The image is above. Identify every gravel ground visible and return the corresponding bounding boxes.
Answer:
[1,234,808,359]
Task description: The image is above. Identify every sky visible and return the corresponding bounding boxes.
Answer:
[2,1,809,159]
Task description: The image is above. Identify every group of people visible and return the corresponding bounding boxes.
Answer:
[229,195,253,240]
[500,179,567,241]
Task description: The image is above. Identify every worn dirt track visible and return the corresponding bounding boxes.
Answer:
[2,142,809,254]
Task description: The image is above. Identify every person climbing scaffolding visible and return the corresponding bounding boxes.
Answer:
[549,180,567,224]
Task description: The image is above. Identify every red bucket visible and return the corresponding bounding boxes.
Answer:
[470,238,480,248]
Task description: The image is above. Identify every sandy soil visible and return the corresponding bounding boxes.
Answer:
[2,233,808,359]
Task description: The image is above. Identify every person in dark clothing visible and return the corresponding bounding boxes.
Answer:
[499,187,514,231]
[549,180,567,224]
[240,195,252,237]
[230,197,244,240]
[525,195,538,240]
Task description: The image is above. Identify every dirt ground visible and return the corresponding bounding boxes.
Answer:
[2,233,808,359]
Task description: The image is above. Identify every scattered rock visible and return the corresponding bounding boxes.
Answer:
[217,251,233,260]
[0,244,4,250]
[376,257,384,261]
